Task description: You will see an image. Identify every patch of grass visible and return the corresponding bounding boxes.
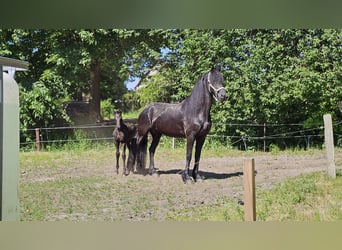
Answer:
[257,170,342,221]
[21,176,107,220]
[167,170,342,221]
[20,147,114,171]
[257,174,318,221]
[20,175,155,221]
[167,196,244,221]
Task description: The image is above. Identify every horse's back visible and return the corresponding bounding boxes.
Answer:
[138,102,186,137]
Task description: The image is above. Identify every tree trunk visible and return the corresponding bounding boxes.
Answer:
[89,59,102,122]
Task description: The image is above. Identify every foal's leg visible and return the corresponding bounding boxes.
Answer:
[148,133,161,175]
[192,136,206,182]
[182,135,195,183]
[126,142,134,174]
[115,141,120,174]
[122,143,127,175]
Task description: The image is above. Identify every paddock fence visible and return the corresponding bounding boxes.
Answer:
[20,119,342,152]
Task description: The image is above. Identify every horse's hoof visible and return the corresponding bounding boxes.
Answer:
[149,168,159,176]
[193,174,203,182]
[182,172,192,184]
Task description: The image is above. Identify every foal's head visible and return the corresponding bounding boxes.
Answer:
[207,66,227,102]
[114,110,123,122]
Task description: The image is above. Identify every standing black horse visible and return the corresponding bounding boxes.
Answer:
[135,66,227,183]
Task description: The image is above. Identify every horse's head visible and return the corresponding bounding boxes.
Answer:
[114,109,123,121]
[207,66,227,102]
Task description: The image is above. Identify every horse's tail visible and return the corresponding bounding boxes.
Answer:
[135,105,153,172]
[126,124,148,174]
[136,134,147,172]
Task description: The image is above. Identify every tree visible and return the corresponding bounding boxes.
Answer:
[1,29,166,126]
[135,29,342,148]
[2,29,341,148]
[43,29,166,120]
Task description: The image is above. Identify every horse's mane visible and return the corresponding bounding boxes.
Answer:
[182,73,210,107]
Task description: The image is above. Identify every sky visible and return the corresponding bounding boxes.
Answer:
[125,77,140,90]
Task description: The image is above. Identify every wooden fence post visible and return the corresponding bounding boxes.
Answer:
[243,158,256,221]
[323,114,336,178]
[35,128,41,152]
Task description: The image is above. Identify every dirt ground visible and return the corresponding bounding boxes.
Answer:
[133,150,341,204]
[20,148,342,221]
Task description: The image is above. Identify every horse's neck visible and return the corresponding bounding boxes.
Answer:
[185,80,212,117]
[116,118,125,129]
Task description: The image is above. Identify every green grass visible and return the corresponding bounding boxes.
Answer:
[21,176,106,220]
[167,170,342,221]
[20,172,156,221]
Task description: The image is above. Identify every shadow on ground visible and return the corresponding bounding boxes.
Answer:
[157,169,244,180]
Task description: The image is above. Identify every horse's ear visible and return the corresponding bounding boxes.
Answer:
[211,65,222,72]
[114,109,122,114]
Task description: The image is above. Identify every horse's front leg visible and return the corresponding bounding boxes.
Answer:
[182,135,195,183]
[192,136,206,182]
[122,143,127,175]
[115,142,120,174]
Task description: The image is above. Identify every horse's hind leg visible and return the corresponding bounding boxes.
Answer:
[148,133,161,175]
[127,140,136,174]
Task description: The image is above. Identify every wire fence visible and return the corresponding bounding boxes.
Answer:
[20,120,342,151]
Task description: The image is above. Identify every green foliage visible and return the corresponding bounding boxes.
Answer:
[19,81,70,142]
[135,74,172,107]
[2,29,342,149]
[60,129,93,152]
[1,29,164,141]
[134,29,342,149]
[100,99,114,120]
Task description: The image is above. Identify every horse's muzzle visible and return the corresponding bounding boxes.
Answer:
[216,88,227,102]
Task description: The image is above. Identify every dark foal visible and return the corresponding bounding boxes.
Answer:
[113,110,137,175]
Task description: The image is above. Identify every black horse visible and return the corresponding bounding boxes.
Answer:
[134,66,227,183]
